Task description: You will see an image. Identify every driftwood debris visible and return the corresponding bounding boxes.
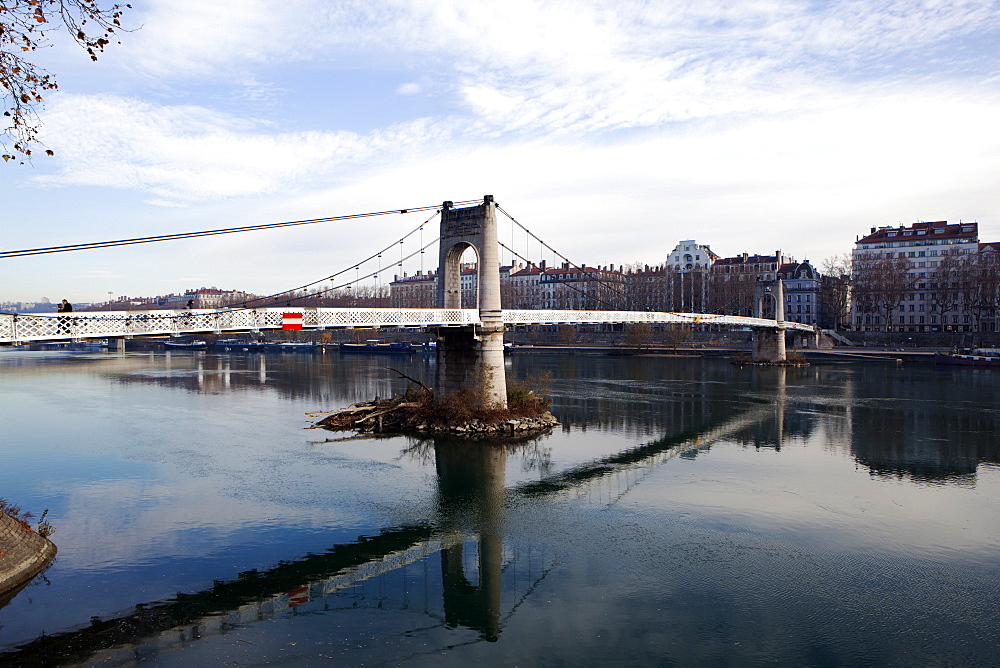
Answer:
[310,397,425,433]
[309,368,434,433]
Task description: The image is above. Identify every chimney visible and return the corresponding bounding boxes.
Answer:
[871,227,876,234]
[540,260,546,270]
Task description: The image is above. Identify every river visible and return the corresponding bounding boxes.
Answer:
[0,348,998,665]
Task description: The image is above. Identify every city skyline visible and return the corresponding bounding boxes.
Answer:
[2,0,998,303]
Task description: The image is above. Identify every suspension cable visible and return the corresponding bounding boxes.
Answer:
[497,204,731,319]
[498,241,624,311]
[0,200,479,259]
[496,205,637,307]
[13,212,443,323]
[496,206,656,312]
[176,210,442,311]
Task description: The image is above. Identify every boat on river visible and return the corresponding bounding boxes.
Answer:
[265,342,316,352]
[213,339,267,352]
[163,340,208,349]
[213,340,318,352]
[934,349,1000,367]
[339,340,415,354]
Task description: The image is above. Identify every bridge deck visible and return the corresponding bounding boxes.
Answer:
[0,307,813,345]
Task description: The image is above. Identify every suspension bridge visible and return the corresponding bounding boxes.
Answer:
[0,196,815,375]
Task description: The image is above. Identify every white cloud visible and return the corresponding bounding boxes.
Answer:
[122,1,1000,138]
[4,0,1000,302]
[34,94,451,203]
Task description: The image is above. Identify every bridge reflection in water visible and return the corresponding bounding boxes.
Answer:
[1,437,549,664]
[1,391,785,665]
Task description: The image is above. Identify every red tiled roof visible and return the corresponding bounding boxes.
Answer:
[857,221,977,244]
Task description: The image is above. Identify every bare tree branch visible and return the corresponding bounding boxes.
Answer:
[1,0,133,162]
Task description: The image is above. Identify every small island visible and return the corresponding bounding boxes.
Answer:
[312,371,558,438]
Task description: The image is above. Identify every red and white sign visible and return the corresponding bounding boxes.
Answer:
[287,584,310,608]
[282,312,303,329]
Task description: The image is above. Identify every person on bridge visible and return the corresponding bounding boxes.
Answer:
[57,299,73,335]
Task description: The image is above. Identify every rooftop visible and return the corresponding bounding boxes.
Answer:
[856,221,978,245]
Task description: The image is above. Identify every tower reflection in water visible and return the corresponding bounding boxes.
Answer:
[435,438,508,642]
[1,437,548,664]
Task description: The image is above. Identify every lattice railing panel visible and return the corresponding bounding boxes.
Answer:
[499,310,813,331]
[314,309,479,328]
[1,307,809,345]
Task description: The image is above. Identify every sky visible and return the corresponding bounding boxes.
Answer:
[2,0,999,304]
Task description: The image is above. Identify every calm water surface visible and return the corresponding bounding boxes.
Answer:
[0,349,998,666]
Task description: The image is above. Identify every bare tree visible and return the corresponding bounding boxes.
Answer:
[955,250,1000,340]
[623,322,653,348]
[2,0,133,161]
[820,253,851,330]
[659,323,692,350]
[853,253,912,331]
[928,252,963,329]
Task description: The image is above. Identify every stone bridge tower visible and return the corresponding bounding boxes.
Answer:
[435,196,507,408]
[751,278,787,362]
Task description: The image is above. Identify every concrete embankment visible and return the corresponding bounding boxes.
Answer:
[508,344,937,364]
[0,511,57,606]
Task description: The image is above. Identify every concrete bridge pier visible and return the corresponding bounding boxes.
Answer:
[435,197,507,408]
[751,279,786,363]
[793,328,821,350]
[435,325,506,404]
[752,327,786,363]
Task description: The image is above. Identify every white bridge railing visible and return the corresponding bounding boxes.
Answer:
[502,309,814,331]
[0,307,813,345]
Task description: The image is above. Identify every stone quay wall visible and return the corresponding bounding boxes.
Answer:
[0,510,57,601]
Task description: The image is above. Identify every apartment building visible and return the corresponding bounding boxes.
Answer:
[777,260,822,325]
[851,221,988,332]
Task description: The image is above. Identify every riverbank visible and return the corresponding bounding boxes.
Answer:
[0,512,57,608]
[507,344,936,364]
